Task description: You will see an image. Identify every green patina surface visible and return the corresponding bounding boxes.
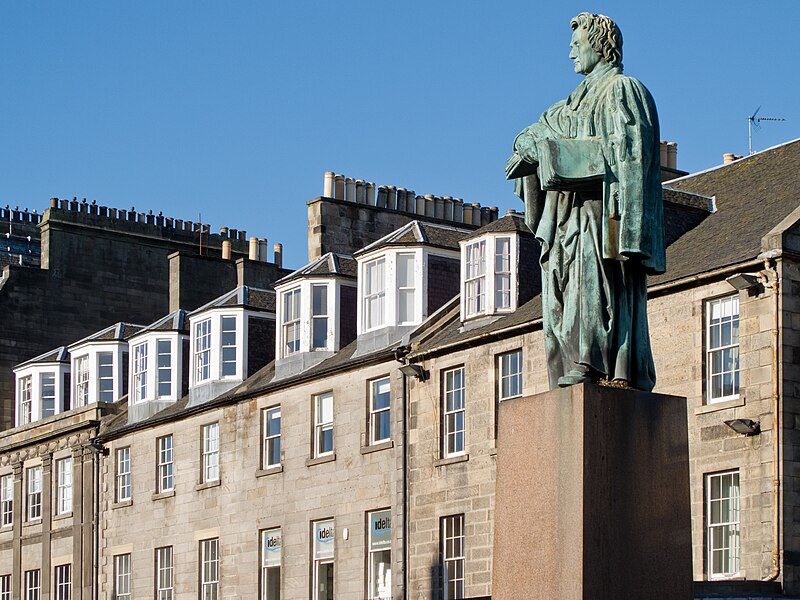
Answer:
[506,12,665,391]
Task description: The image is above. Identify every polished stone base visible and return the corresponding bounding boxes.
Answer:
[492,383,692,600]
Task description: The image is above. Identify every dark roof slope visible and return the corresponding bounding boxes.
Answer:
[133,310,188,336]
[354,221,470,256]
[189,286,276,314]
[463,213,533,240]
[68,322,145,348]
[652,139,800,285]
[275,253,357,285]
[16,346,70,369]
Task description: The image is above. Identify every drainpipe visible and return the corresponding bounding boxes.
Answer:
[760,251,781,582]
[402,371,409,600]
[86,431,107,600]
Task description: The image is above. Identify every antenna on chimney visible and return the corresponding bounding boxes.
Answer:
[748,106,786,155]
[198,213,204,256]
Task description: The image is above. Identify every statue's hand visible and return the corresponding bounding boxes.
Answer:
[513,130,538,163]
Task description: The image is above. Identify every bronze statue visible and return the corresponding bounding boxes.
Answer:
[507,12,665,391]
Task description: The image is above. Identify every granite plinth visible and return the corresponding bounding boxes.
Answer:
[492,383,692,600]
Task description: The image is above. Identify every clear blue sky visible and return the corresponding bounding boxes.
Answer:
[1,1,797,270]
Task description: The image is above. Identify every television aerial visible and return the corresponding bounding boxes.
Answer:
[748,106,786,155]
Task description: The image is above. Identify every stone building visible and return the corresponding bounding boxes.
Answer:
[2,142,800,600]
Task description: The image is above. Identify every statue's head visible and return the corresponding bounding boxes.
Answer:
[569,12,623,75]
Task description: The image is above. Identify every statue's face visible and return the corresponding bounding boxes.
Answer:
[569,27,602,75]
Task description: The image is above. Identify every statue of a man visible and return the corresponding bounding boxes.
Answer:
[506,12,665,391]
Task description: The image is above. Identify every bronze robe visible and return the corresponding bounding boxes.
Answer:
[513,63,665,391]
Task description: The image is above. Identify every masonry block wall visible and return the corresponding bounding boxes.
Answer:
[100,364,404,599]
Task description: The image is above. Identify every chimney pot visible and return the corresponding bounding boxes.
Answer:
[273,243,283,269]
[249,237,259,260]
[323,172,335,197]
[345,177,356,203]
[222,240,232,260]
[334,174,345,200]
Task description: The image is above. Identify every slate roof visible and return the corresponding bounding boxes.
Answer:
[131,310,188,336]
[353,221,470,256]
[189,286,276,314]
[68,322,145,349]
[274,253,357,286]
[651,138,800,286]
[15,346,70,369]
[462,213,533,241]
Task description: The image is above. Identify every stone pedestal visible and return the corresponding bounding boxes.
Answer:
[492,383,692,600]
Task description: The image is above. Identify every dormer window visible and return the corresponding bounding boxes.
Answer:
[13,346,71,427]
[276,282,337,359]
[126,311,190,423]
[18,376,32,425]
[75,356,89,405]
[221,316,237,377]
[273,255,356,379]
[132,343,148,403]
[465,241,486,316]
[283,288,301,355]
[312,284,329,350]
[460,234,519,321]
[357,250,426,335]
[195,319,212,383]
[363,258,386,331]
[188,287,276,403]
[157,340,172,397]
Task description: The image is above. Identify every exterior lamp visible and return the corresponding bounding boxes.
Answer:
[725,273,759,291]
[399,364,429,382]
[724,418,760,436]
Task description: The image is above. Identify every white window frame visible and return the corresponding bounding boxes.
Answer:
[363,257,386,331]
[396,253,416,325]
[498,349,523,401]
[54,564,71,600]
[114,554,131,600]
[40,372,56,418]
[443,367,466,458]
[116,447,131,502]
[200,538,220,599]
[27,466,42,521]
[19,375,32,425]
[156,546,174,600]
[263,407,281,469]
[464,240,486,317]
[97,351,114,402]
[220,315,237,378]
[312,519,335,599]
[706,295,740,403]
[194,319,212,384]
[202,423,220,483]
[494,236,512,309]
[0,574,10,600]
[156,339,172,398]
[24,569,40,600]
[75,355,89,407]
[367,510,392,600]
[441,514,465,600]
[311,283,330,351]
[261,528,281,600]
[369,377,391,445]
[157,435,174,493]
[1,474,12,527]
[55,457,73,515]
[282,288,301,356]
[313,392,334,458]
[132,342,147,404]
[707,470,740,579]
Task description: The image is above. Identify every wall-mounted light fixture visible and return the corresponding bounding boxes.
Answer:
[724,418,760,436]
[399,363,429,382]
[726,273,759,292]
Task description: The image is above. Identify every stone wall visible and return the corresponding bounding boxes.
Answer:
[100,362,404,598]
